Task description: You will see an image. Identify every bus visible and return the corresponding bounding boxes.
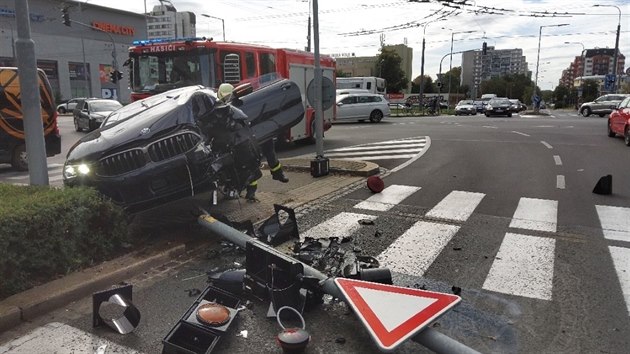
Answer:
[126,37,336,143]
[336,76,386,95]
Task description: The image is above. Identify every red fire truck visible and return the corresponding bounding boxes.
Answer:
[126,37,336,143]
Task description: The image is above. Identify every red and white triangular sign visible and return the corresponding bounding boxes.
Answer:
[334,278,461,352]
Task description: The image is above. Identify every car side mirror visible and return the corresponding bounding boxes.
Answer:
[232,83,253,100]
[337,102,343,106]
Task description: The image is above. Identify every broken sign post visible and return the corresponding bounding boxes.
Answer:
[198,214,480,354]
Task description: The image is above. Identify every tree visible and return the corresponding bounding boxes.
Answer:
[410,75,435,94]
[440,66,463,94]
[375,48,407,93]
[336,70,351,78]
[479,74,533,103]
[582,79,599,102]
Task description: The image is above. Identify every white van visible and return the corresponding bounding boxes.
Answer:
[335,93,390,123]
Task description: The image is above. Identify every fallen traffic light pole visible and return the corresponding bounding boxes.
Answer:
[198,213,481,354]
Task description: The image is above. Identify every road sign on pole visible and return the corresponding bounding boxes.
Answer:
[334,278,461,352]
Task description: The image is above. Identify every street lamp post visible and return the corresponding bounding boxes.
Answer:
[201,14,225,41]
[447,30,474,105]
[535,23,568,111]
[564,41,586,103]
[419,19,441,113]
[593,5,621,93]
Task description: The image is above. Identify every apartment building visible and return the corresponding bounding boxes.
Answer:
[461,46,530,98]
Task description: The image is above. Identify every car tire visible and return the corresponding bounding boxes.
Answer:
[11,144,28,171]
[507,113,512,117]
[598,114,605,117]
[581,107,591,117]
[58,107,66,114]
[485,113,490,117]
[625,127,630,146]
[74,117,82,132]
[607,120,616,137]
[369,110,383,123]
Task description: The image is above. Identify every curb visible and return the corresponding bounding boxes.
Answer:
[279,158,380,177]
[0,243,186,333]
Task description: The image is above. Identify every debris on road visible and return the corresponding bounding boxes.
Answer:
[92,284,141,335]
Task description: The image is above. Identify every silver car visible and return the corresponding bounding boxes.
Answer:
[454,100,477,116]
[580,94,630,117]
[335,93,391,123]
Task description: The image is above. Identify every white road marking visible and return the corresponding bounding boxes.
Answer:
[339,154,419,161]
[609,246,630,314]
[553,155,562,165]
[363,138,427,146]
[596,205,630,242]
[509,197,558,232]
[329,143,425,152]
[301,212,377,240]
[377,221,460,277]
[535,125,555,128]
[540,141,553,149]
[326,148,425,157]
[391,136,432,173]
[482,126,498,129]
[354,185,421,211]
[483,233,555,300]
[511,131,531,137]
[0,322,141,353]
[556,175,565,189]
[425,191,485,222]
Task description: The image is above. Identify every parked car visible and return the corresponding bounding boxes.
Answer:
[56,97,86,114]
[73,98,123,132]
[484,98,513,117]
[509,99,527,113]
[580,94,630,117]
[473,100,485,113]
[335,93,390,123]
[454,100,477,116]
[607,96,630,146]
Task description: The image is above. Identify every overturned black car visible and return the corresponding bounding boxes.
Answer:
[63,79,304,213]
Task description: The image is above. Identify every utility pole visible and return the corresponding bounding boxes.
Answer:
[15,0,48,185]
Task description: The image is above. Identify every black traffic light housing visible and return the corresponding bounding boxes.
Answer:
[61,7,71,27]
[109,70,123,83]
[482,42,487,55]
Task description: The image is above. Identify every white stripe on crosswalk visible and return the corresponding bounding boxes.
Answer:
[509,197,558,232]
[365,138,426,146]
[425,191,485,222]
[326,148,424,157]
[337,154,419,161]
[483,233,555,300]
[609,246,630,314]
[354,185,421,211]
[327,143,425,152]
[377,221,460,277]
[301,212,376,240]
[596,205,630,242]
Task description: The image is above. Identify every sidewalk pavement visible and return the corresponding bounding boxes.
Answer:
[0,158,379,333]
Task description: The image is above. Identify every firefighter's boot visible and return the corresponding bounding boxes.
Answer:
[270,163,289,183]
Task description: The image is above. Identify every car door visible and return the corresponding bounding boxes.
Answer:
[337,96,358,120]
[612,97,630,134]
[357,95,371,118]
[79,101,90,130]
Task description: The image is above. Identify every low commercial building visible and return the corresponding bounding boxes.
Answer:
[0,0,147,103]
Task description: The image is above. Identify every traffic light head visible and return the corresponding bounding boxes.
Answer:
[109,70,118,83]
[61,7,71,27]
[116,70,123,81]
[482,42,487,55]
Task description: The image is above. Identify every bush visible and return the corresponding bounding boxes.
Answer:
[0,184,130,299]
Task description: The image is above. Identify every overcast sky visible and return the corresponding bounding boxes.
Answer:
[85,0,628,91]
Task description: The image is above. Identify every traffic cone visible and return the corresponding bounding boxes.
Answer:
[593,175,612,195]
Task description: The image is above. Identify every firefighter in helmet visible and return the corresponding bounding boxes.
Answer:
[217,83,289,201]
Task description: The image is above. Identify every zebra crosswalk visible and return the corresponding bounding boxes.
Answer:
[1,163,65,186]
[299,184,630,312]
[319,136,429,164]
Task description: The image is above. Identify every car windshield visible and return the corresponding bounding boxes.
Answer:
[459,100,473,105]
[90,101,123,112]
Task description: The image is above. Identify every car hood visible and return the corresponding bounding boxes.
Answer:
[66,87,207,163]
[456,104,475,109]
[91,111,115,119]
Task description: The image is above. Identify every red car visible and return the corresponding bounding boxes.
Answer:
[608,96,630,146]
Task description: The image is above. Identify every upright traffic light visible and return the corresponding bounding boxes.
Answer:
[482,42,487,55]
[109,70,118,83]
[116,70,123,82]
[61,7,71,27]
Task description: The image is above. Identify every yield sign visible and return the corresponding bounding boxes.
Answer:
[334,278,461,352]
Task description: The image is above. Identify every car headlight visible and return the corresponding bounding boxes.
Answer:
[63,163,92,179]
[486,105,493,110]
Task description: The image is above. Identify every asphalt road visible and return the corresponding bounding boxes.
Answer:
[1,110,629,353]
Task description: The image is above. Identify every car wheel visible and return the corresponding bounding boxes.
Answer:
[11,144,28,171]
[581,107,591,117]
[369,110,383,123]
[58,107,66,114]
[625,127,630,146]
[598,114,605,117]
[485,113,490,117]
[607,120,616,137]
[507,113,512,117]
[74,117,82,132]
